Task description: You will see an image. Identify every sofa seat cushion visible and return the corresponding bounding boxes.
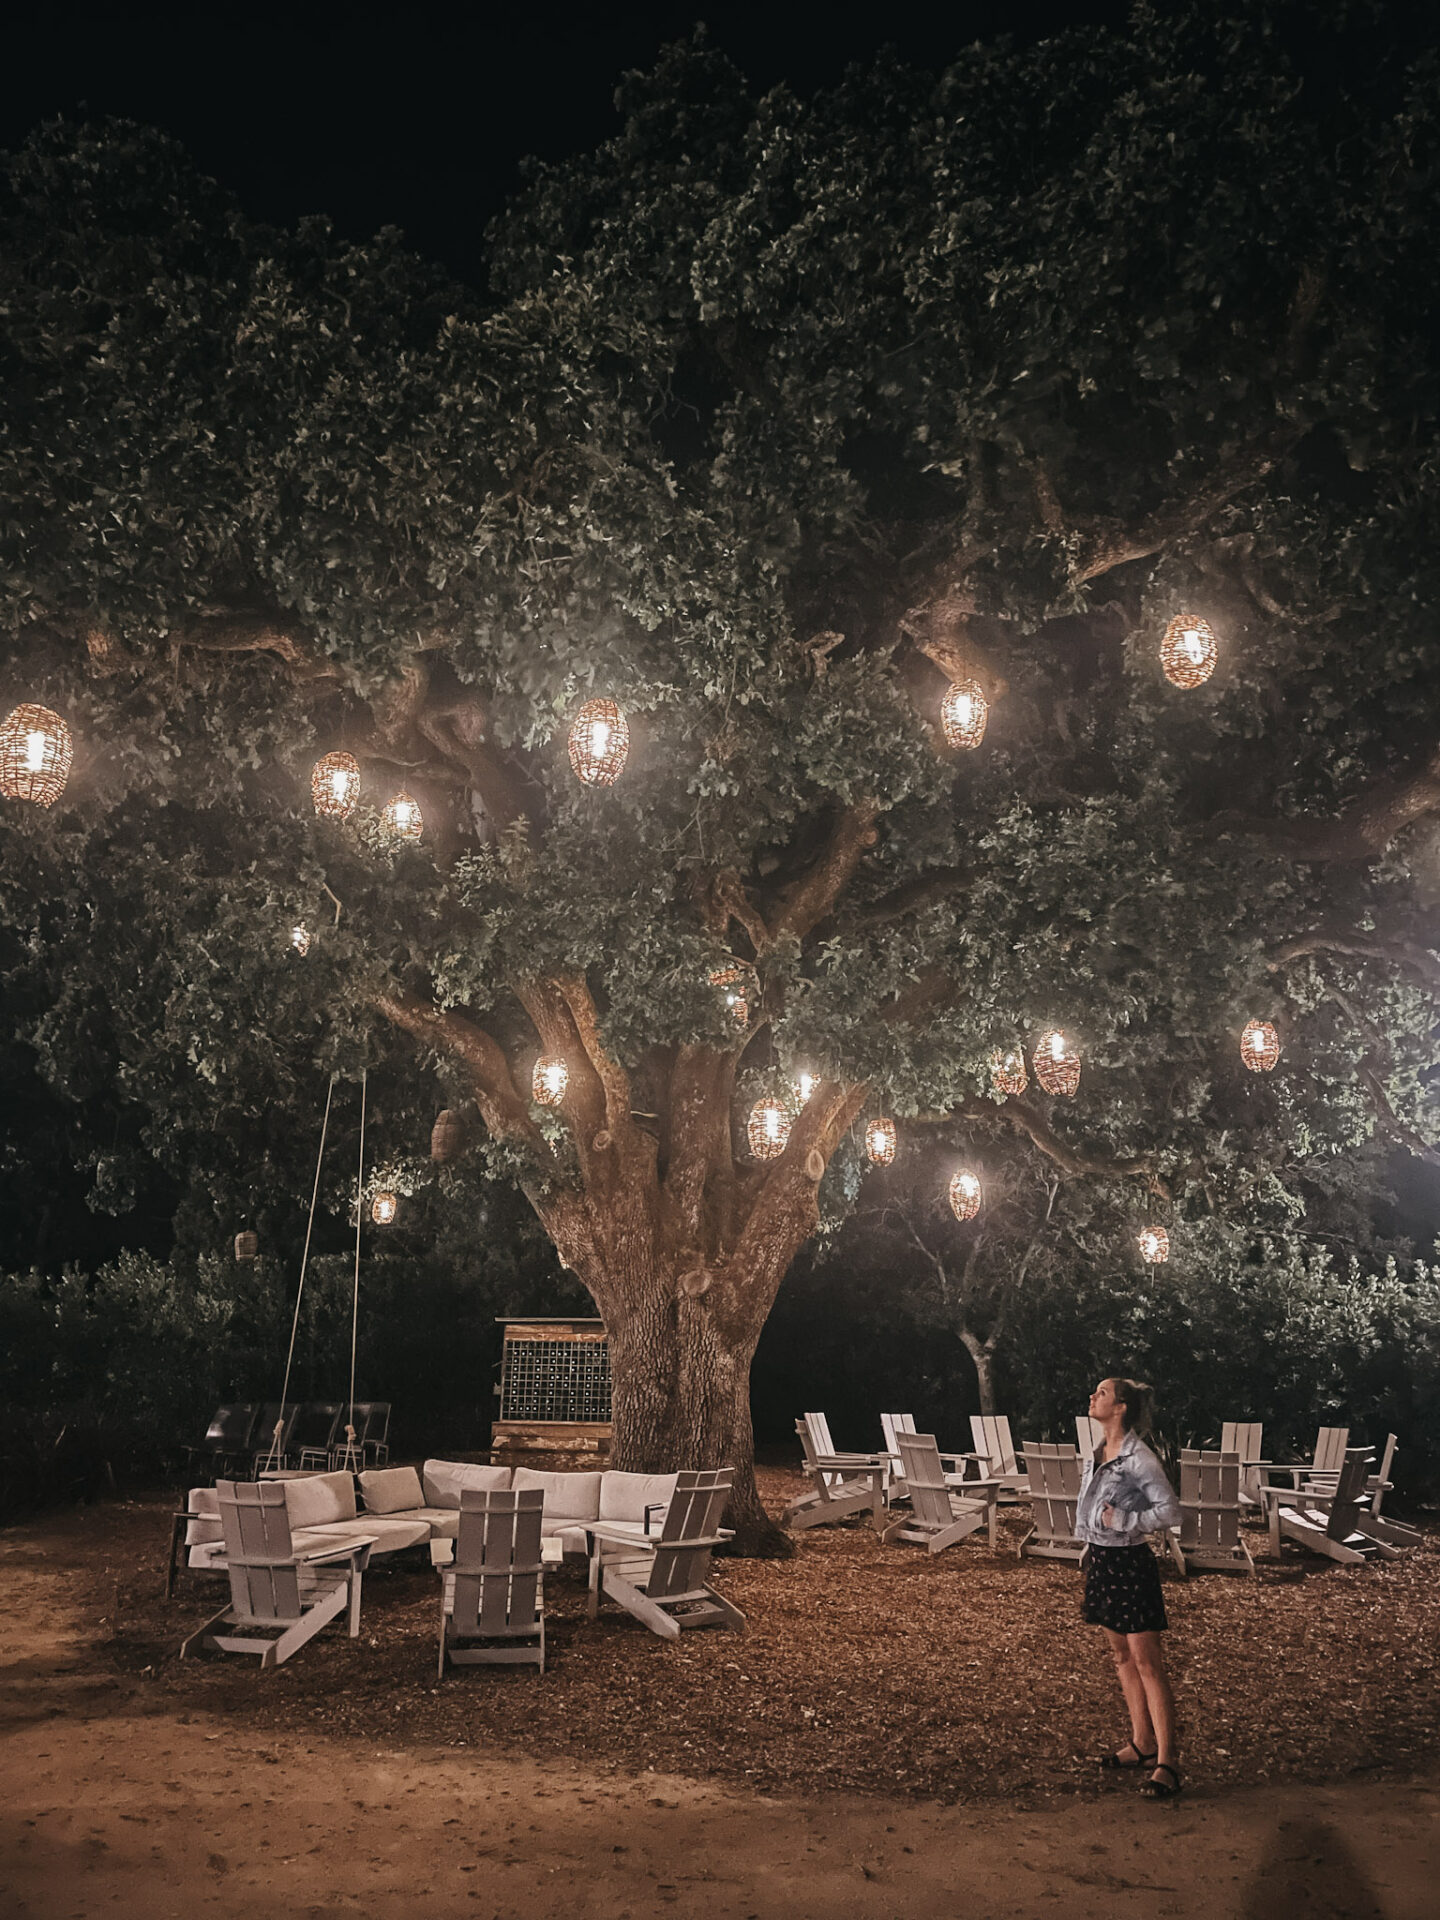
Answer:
[295,1517,430,1557]
[422,1460,513,1509]
[598,1470,679,1526]
[187,1537,228,1570]
[185,1487,221,1548]
[513,1467,603,1523]
[359,1466,425,1514]
[282,1470,358,1530]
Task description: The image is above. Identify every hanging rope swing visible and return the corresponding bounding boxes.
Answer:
[260,1072,338,1475]
[333,1069,369,1473]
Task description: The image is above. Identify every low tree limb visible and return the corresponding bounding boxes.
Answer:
[367,986,547,1151]
[1269,929,1440,996]
[1359,1065,1440,1169]
[770,802,880,942]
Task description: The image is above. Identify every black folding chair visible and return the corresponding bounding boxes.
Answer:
[184,1404,261,1482]
[292,1402,344,1470]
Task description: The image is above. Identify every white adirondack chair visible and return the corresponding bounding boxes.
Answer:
[1075,1415,1105,1459]
[586,1468,745,1639]
[970,1415,1027,1496]
[1220,1420,1265,1507]
[1262,1425,1352,1492]
[783,1415,886,1530]
[1167,1450,1255,1577]
[1018,1441,1086,1563]
[881,1433,996,1553]
[1262,1447,1405,1565]
[180,1480,374,1667]
[438,1488,546,1676]
[1363,1434,1421,1546]
[882,1412,979,1502]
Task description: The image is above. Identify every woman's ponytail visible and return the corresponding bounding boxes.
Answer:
[1111,1377,1156,1436]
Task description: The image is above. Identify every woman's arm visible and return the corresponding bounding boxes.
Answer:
[1108,1450,1181,1534]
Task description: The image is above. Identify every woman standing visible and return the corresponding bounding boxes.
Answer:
[1076,1377,1184,1799]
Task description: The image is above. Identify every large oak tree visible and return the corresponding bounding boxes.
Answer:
[4,4,1439,1545]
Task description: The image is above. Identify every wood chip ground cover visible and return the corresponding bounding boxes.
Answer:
[11,1468,1439,1804]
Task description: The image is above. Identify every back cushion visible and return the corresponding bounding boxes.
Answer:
[422,1459,513,1509]
[282,1470,357,1530]
[598,1470,679,1524]
[513,1467,603,1523]
[359,1465,424,1514]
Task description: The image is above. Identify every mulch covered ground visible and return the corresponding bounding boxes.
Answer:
[17,1466,1440,1803]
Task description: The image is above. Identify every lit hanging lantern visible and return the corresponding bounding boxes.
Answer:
[234,1231,258,1262]
[990,1047,1028,1097]
[941,678,988,750]
[532,1056,569,1106]
[0,704,74,807]
[948,1168,982,1221]
[382,789,423,841]
[1033,1029,1081,1097]
[1160,614,1218,689]
[311,750,360,820]
[371,1191,398,1226]
[1138,1226,1170,1265]
[1240,1019,1281,1073]
[747,1097,792,1161]
[709,965,751,1028]
[568,697,629,786]
[865,1116,897,1166]
[290,924,311,956]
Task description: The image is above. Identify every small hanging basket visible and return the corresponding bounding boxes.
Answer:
[312,750,360,819]
[1240,1019,1280,1072]
[1160,614,1218,689]
[865,1116,897,1166]
[533,1056,569,1105]
[709,965,752,1028]
[990,1047,1028,1097]
[382,790,423,841]
[748,1097,792,1161]
[568,698,629,786]
[1138,1226,1170,1264]
[371,1191,398,1225]
[948,1169,982,1221]
[430,1109,466,1162]
[1033,1030,1081,1097]
[234,1230,259,1262]
[941,679,988,750]
[0,704,73,807]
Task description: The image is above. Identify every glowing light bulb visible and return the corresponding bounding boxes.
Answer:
[1050,1034,1064,1060]
[25,731,47,771]
[330,766,353,800]
[291,924,310,956]
[1182,629,1204,662]
[591,721,610,756]
[764,1107,784,1140]
[796,1071,817,1104]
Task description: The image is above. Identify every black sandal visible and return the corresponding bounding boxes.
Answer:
[1140,1762,1183,1799]
[1099,1741,1157,1771]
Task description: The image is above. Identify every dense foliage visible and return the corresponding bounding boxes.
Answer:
[2,3,1439,1530]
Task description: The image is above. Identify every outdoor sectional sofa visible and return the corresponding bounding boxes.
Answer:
[180,1459,678,1573]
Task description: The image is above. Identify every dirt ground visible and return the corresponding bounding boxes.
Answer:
[3,1468,1439,1918]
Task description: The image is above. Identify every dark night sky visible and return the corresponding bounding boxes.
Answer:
[1,2,1131,285]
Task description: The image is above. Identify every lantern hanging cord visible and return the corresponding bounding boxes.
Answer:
[262,1071,338,1474]
[345,1067,368,1455]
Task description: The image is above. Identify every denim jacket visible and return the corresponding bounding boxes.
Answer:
[1075,1429,1180,1547]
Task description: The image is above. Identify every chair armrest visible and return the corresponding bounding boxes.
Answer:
[300,1535,380,1565]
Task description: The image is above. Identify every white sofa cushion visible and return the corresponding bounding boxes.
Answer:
[185,1487,221,1547]
[599,1470,678,1526]
[282,1470,357,1530]
[295,1517,430,1556]
[513,1467,603,1523]
[359,1466,425,1514]
[422,1459,513,1509]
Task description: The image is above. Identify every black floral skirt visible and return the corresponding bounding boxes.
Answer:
[1081,1543,1168,1634]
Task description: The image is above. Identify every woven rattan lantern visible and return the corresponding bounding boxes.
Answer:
[1160,615,1218,689]
[1033,1029,1081,1097]
[533,1056,569,1106]
[311,750,360,820]
[865,1116,897,1166]
[1138,1226,1170,1265]
[290,923,311,956]
[948,1168,982,1221]
[941,679,988,750]
[430,1109,466,1162]
[371,1191,398,1226]
[990,1047,1028,1097]
[0,704,73,807]
[1240,1019,1281,1073]
[748,1097,792,1161]
[568,698,629,786]
[709,965,751,1028]
[234,1230,258,1262]
[382,790,423,841]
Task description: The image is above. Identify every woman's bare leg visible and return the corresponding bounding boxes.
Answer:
[1127,1630,1178,1772]
[1103,1627,1156,1757]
